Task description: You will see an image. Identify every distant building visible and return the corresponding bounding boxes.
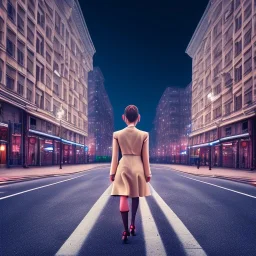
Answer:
[151,84,192,163]
[0,0,95,167]
[88,67,114,162]
[186,0,256,169]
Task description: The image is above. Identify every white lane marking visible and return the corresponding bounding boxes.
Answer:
[55,185,112,256]
[0,169,97,201]
[178,174,256,199]
[149,184,207,256]
[140,197,167,256]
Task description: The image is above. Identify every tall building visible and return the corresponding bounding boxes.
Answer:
[152,84,192,164]
[88,67,114,162]
[0,0,95,167]
[186,0,256,169]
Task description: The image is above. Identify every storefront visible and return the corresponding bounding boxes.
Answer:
[0,123,8,167]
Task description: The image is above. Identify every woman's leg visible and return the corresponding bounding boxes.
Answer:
[131,197,139,226]
[120,196,129,231]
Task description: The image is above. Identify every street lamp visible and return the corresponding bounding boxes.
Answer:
[56,104,64,169]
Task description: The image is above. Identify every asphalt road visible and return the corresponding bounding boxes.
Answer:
[1,165,256,256]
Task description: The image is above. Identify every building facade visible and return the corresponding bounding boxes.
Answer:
[0,0,95,167]
[151,84,192,164]
[88,67,114,162]
[186,0,256,169]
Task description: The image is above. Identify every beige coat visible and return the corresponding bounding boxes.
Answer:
[110,125,152,197]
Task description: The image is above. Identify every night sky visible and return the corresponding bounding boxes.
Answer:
[80,0,209,131]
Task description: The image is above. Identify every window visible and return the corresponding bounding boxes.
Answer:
[224,1,234,22]
[205,112,211,123]
[244,89,252,104]
[225,48,233,65]
[36,61,44,83]
[235,15,242,32]
[46,68,52,89]
[37,6,45,28]
[224,70,233,87]
[17,73,24,96]
[27,49,34,75]
[7,28,16,58]
[66,29,69,46]
[244,48,252,75]
[244,3,252,22]
[17,40,25,66]
[45,94,51,111]
[53,83,59,96]
[73,115,77,126]
[0,59,3,83]
[74,80,77,91]
[36,33,44,56]
[213,84,221,96]
[46,43,52,64]
[224,101,232,115]
[53,61,59,74]
[55,12,61,34]
[235,38,242,57]
[224,24,233,45]
[68,112,71,122]
[225,127,232,136]
[17,5,25,33]
[0,17,4,45]
[213,106,222,119]
[235,62,242,83]
[235,93,242,111]
[212,3,222,21]
[46,26,52,40]
[27,79,34,102]
[213,61,221,78]
[213,19,222,40]
[35,89,44,109]
[61,22,65,37]
[6,65,16,90]
[7,0,16,23]
[28,0,35,17]
[30,117,36,129]
[244,27,252,48]
[74,98,78,108]
[64,85,67,102]
[234,0,241,10]
[213,41,222,61]
[69,94,72,105]
[27,18,35,45]
[242,121,248,132]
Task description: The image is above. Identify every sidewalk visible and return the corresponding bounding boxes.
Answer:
[157,164,256,187]
[0,163,110,186]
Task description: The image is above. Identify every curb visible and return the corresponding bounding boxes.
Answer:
[0,164,110,186]
[170,168,256,187]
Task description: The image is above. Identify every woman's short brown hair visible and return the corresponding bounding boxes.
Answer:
[124,105,139,123]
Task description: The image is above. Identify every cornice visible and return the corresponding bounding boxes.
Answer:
[185,1,211,58]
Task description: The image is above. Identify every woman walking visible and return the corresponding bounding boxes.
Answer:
[109,105,152,243]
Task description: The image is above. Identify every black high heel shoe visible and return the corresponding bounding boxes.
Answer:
[122,230,130,243]
[130,225,136,236]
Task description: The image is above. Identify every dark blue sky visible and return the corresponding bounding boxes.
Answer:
[80,0,209,131]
